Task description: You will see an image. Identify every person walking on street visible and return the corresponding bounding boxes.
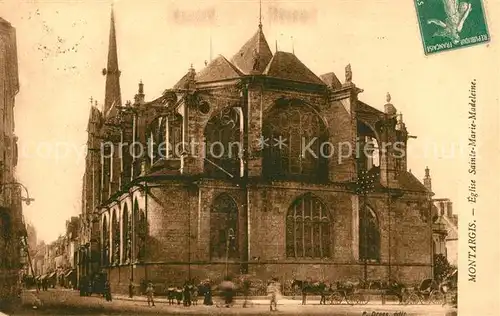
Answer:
[203,281,213,306]
[183,282,191,307]
[267,278,281,312]
[301,281,308,305]
[128,279,134,298]
[242,277,251,308]
[220,277,235,308]
[319,280,327,305]
[146,282,155,307]
[104,281,112,302]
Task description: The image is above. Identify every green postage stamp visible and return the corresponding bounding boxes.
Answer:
[414,0,490,54]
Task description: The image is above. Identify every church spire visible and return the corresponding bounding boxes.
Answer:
[102,5,122,117]
[259,0,263,29]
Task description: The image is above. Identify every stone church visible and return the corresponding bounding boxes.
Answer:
[78,9,434,293]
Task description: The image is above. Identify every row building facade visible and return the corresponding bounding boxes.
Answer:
[0,17,24,309]
[79,10,435,294]
[424,167,458,267]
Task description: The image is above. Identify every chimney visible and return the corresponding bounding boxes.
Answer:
[424,166,432,192]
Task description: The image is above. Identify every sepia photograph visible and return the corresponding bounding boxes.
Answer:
[0,0,498,315]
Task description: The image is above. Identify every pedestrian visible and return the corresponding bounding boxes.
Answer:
[145,282,155,307]
[167,285,175,305]
[301,281,308,305]
[242,277,251,308]
[203,281,213,306]
[87,279,93,296]
[319,280,327,305]
[79,277,86,296]
[220,277,235,308]
[175,286,183,305]
[267,278,280,312]
[191,285,199,305]
[128,279,134,298]
[183,282,191,306]
[104,281,112,302]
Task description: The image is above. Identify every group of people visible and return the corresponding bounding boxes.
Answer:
[74,275,285,310]
[36,279,50,291]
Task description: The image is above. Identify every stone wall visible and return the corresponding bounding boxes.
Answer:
[103,181,432,294]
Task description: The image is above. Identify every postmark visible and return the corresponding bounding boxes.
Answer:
[414,0,490,54]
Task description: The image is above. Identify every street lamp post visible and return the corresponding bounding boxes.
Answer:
[225,228,235,278]
[1,182,35,205]
[0,182,36,292]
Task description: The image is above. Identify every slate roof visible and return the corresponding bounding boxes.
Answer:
[195,55,243,83]
[173,72,190,90]
[263,51,325,85]
[357,101,384,115]
[395,171,429,193]
[231,27,273,74]
[320,72,342,89]
[170,27,329,88]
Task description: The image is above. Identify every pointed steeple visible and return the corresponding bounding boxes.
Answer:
[231,27,273,74]
[259,0,263,30]
[230,0,273,74]
[102,5,122,117]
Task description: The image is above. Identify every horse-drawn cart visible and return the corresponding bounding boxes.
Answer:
[403,278,444,305]
[327,282,369,305]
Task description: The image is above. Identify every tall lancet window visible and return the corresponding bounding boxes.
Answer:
[133,199,147,262]
[204,107,242,178]
[111,210,120,265]
[263,99,328,181]
[210,194,238,259]
[122,204,131,263]
[357,121,380,173]
[286,194,331,259]
[102,216,109,266]
[168,114,183,158]
[359,205,380,262]
[101,142,112,201]
[148,115,184,162]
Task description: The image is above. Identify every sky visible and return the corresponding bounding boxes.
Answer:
[0,0,498,244]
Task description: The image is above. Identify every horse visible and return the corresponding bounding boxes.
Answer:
[291,279,329,305]
[291,279,327,295]
[383,279,406,303]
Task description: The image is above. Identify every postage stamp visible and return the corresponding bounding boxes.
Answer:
[414,0,490,54]
[0,0,499,315]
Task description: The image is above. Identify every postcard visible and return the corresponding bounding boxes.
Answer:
[0,0,498,315]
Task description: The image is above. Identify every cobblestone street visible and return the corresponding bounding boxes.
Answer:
[11,289,457,316]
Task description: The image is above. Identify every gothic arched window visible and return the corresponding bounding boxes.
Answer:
[148,114,183,162]
[357,121,380,173]
[359,206,380,262]
[168,114,183,158]
[210,194,238,259]
[122,204,131,263]
[263,99,328,181]
[111,210,120,265]
[137,211,146,261]
[204,107,242,178]
[133,199,146,262]
[102,216,109,266]
[286,194,331,258]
